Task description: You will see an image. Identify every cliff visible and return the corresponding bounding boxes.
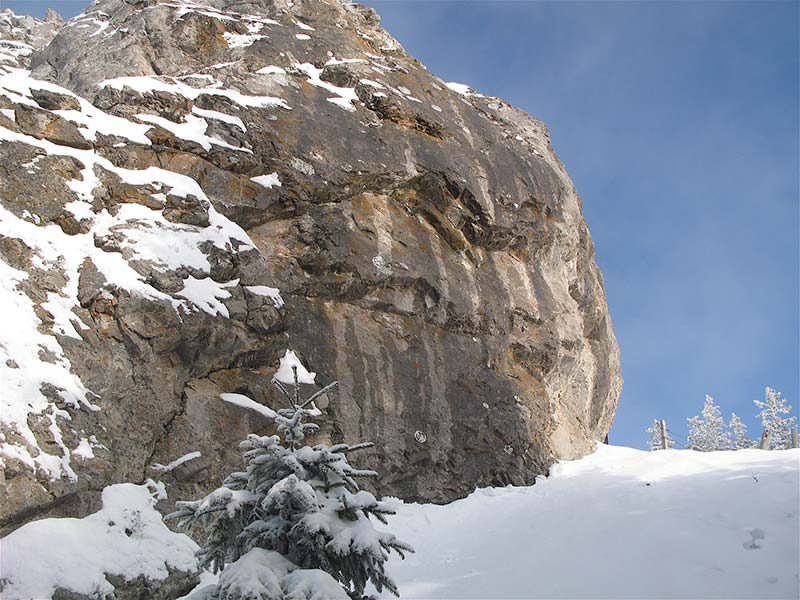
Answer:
[0,0,621,534]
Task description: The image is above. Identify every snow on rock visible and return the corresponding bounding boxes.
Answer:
[245,285,284,308]
[0,67,284,480]
[0,66,153,144]
[444,81,483,98]
[191,106,245,132]
[220,393,278,420]
[134,112,250,152]
[223,22,266,48]
[294,20,315,32]
[0,39,33,67]
[250,172,281,189]
[163,1,279,29]
[177,277,238,317]
[377,445,800,599]
[273,349,316,385]
[100,74,292,110]
[296,62,358,112]
[0,482,199,600]
[0,256,94,480]
[256,65,287,75]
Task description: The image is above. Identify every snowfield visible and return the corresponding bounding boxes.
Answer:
[378,445,800,599]
[1,445,797,599]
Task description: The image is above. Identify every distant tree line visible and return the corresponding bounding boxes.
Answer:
[647,387,797,451]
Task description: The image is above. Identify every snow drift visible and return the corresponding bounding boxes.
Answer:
[0,481,199,599]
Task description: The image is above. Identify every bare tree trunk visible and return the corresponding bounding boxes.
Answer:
[758,430,772,450]
[660,419,669,450]
[791,427,798,449]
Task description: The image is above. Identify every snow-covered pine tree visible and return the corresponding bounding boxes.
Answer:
[754,387,797,450]
[646,419,674,450]
[729,413,752,450]
[169,367,413,599]
[686,395,730,451]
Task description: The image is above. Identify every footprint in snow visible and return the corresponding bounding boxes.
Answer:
[743,528,765,550]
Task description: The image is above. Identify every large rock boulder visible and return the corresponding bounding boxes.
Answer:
[0,0,621,534]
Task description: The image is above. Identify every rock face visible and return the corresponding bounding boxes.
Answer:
[0,0,621,536]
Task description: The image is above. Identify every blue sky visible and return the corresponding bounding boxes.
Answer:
[5,0,799,448]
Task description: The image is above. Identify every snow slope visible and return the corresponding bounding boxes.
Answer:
[1,446,796,599]
[379,445,799,599]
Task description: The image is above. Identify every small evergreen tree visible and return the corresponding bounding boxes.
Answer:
[729,413,752,450]
[686,395,730,451]
[170,368,413,599]
[754,387,797,450]
[646,419,674,450]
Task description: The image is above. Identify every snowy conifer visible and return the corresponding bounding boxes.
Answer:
[646,420,673,451]
[686,395,730,451]
[729,413,752,450]
[754,387,797,450]
[170,367,413,599]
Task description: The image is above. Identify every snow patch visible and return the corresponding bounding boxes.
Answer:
[445,81,480,96]
[245,285,284,308]
[257,65,287,75]
[251,172,281,189]
[273,349,316,385]
[176,277,238,317]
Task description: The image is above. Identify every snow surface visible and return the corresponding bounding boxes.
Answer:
[0,482,199,599]
[376,445,799,599]
[182,548,348,600]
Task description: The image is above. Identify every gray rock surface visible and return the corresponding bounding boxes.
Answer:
[0,0,621,539]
